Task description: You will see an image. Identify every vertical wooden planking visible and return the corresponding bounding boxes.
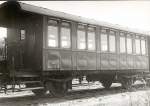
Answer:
[72,22,77,70]
[96,26,100,70]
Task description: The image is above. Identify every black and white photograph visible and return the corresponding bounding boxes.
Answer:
[0,0,150,106]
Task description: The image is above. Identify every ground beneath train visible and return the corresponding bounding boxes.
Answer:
[0,81,149,106]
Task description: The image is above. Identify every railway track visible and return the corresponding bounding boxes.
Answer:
[0,83,148,106]
[0,81,147,95]
[0,82,147,99]
[61,83,146,99]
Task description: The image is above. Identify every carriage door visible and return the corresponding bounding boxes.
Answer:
[7,28,26,71]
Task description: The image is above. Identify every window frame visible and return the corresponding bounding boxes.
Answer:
[135,35,141,55]
[100,28,108,52]
[60,21,71,49]
[20,29,26,40]
[126,34,133,54]
[87,26,96,51]
[47,19,59,48]
[141,36,147,55]
[119,32,126,54]
[109,30,116,53]
[77,24,87,50]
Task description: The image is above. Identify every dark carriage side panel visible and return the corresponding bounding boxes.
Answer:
[127,55,134,69]
[42,16,74,72]
[147,36,150,72]
[44,49,60,70]
[100,53,109,70]
[5,5,44,74]
[77,51,88,70]
[60,50,72,70]
[133,36,149,72]
[140,56,149,70]
[24,14,43,71]
[100,53,117,70]
[71,22,77,71]
[40,6,150,79]
[134,56,143,69]
[96,53,101,70]
[96,27,101,70]
[87,52,96,70]
[109,53,117,70]
[119,54,127,70]
[7,28,22,74]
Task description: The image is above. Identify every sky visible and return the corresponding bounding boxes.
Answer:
[0,1,150,36]
[21,1,150,33]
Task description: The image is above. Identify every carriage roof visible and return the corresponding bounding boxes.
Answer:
[1,1,150,36]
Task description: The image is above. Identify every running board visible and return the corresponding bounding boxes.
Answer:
[20,81,42,84]
[21,87,44,91]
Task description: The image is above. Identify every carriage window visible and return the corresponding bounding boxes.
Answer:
[120,36,126,53]
[141,40,146,55]
[127,38,132,54]
[61,22,71,48]
[101,30,108,51]
[77,30,86,49]
[20,30,26,40]
[87,27,95,50]
[109,31,116,52]
[77,25,86,50]
[48,25,58,47]
[135,39,141,54]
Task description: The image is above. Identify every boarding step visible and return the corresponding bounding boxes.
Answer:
[72,82,93,87]
[20,81,42,84]
[15,71,39,77]
[145,77,150,82]
[21,87,44,91]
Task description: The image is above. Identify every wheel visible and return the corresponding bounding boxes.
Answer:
[46,81,67,97]
[67,80,72,89]
[146,79,150,87]
[101,80,112,89]
[32,89,47,96]
[121,78,133,89]
[26,83,47,96]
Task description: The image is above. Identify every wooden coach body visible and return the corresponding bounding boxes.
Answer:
[0,1,149,79]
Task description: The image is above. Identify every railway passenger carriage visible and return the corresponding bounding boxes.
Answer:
[0,1,150,96]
